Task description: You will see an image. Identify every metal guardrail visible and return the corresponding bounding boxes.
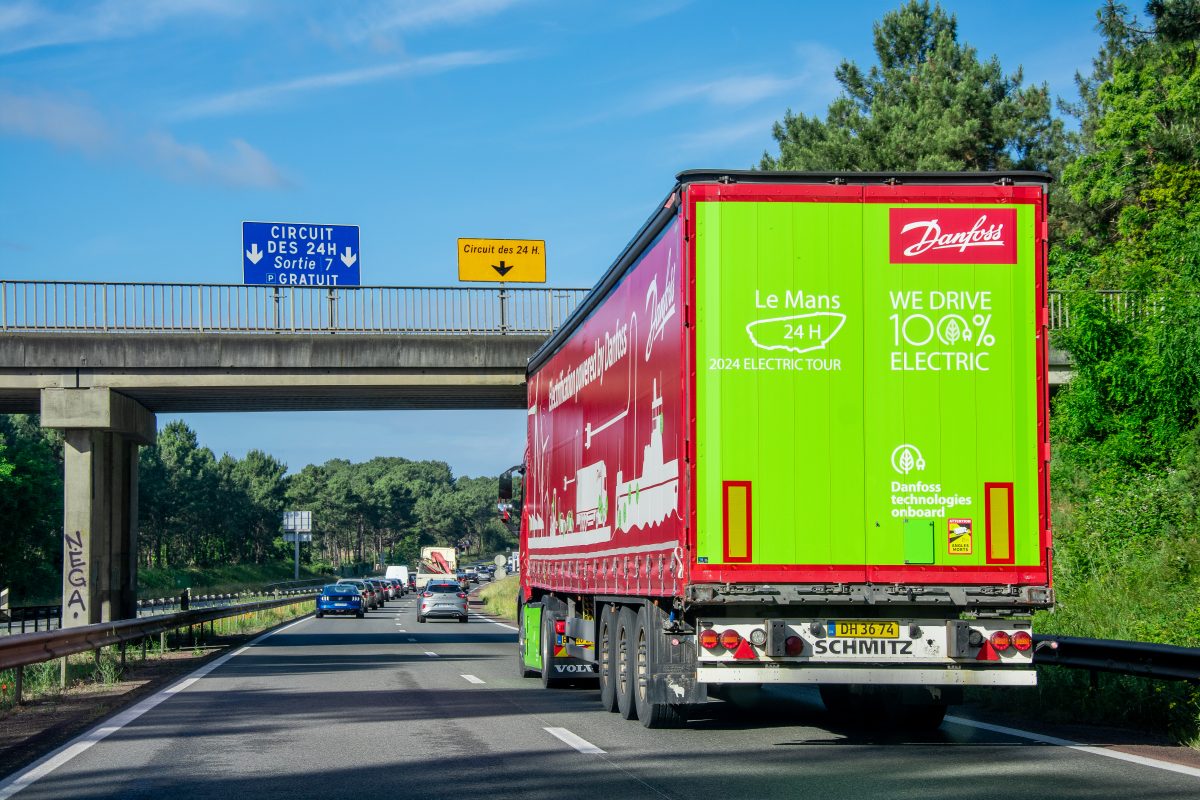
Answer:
[0,281,589,335]
[2,606,62,635]
[2,590,321,636]
[1033,634,1200,682]
[0,593,316,702]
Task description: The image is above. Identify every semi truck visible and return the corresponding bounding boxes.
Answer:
[507,170,1053,729]
[416,546,457,590]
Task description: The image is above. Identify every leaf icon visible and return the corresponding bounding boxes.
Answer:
[899,449,914,473]
[943,318,961,344]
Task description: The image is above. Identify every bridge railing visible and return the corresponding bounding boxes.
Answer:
[0,282,1154,334]
[1047,290,1164,331]
[0,281,590,335]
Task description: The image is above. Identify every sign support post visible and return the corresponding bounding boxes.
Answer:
[282,511,313,581]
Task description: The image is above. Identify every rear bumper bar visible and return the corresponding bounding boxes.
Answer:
[696,666,1036,686]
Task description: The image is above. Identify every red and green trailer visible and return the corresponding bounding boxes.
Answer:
[511,170,1053,728]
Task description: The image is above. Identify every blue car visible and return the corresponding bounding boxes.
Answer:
[316,583,365,618]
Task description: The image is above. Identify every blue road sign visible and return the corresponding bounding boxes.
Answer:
[242,221,360,286]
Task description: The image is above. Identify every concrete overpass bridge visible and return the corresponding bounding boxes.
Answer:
[0,281,586,628]
[0,280,1082,630]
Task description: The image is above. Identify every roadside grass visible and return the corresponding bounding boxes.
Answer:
[0,599,313,712]
[478,575,519,620]
[967,534,1200,747]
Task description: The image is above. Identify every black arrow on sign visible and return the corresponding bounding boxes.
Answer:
[493,260,514,277]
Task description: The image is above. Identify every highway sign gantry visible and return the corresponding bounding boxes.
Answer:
[243,221,360,286]
[458,238,546,283]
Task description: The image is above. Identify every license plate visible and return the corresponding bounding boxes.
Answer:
[829,621,899,638]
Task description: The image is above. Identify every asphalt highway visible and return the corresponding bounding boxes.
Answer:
[2,595,1198,800]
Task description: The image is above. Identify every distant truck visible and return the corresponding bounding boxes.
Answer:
[415,546,457,589]
[507,170,1053,729]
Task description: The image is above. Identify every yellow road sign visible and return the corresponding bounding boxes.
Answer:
[458,238,546,283]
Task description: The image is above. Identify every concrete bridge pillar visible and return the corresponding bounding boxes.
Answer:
[40,388,155,627]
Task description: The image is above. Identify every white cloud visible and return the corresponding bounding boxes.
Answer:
[568,42,842,131]
[0,89,112,153]
[0,86,290,189]
[146,132,293,189]
[673,113,782,155]
[643,74,808,112]
[174,48,524,119]
[0,0,248,56]
[346,0,527,38]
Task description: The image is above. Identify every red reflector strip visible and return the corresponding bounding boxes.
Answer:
[985,482,1016,564]
[722,481,753,562]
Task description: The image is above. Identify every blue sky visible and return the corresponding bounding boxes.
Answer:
[1,0,1103,477]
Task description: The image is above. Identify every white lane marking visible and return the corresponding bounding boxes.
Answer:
[0,615,312,800]
[424,651,439,657]
[544,727,605,754]
[468,612,518,631]
[461,674,485,684]
[945,716,1200,778]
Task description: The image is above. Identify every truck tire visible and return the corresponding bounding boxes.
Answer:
[616,606,638,720]
[633,605,684,728]
[597,604,619,712]
[900,700,948,731]
[540,607,564,688]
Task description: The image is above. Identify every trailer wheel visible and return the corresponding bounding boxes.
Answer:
[597,604,618,712]
[634,605,684,728]
[540,607,564,688]
[900,700,948,731]
[615,606,638,720]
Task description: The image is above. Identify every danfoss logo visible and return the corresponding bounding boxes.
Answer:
[889,208,1018,264]
[644,260,677,360]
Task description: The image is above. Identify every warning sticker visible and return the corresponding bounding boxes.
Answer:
[948,518,973,555]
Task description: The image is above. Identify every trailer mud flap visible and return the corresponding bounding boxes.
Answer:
[647,668,706,705]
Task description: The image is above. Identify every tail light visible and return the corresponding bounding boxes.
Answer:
[699,629,719,649]
[719,629,742,650]
[457,592,468,599]
[990,631,1012,652]
[554,620,566,635]
[1012,630,1033,651]
[423,592,433,598]
[784,636,804,656]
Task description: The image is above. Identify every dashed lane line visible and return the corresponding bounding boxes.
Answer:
[424,651,439,657]
[544,727,605,754]
[461,674,485,685]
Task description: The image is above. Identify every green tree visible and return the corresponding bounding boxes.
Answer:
[0,416,62,602]
[1053,0,1200,471]
[138,420,219,567]
[761,0,1066,173]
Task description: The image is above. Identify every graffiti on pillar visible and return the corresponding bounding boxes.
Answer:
[64,529,87,620]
